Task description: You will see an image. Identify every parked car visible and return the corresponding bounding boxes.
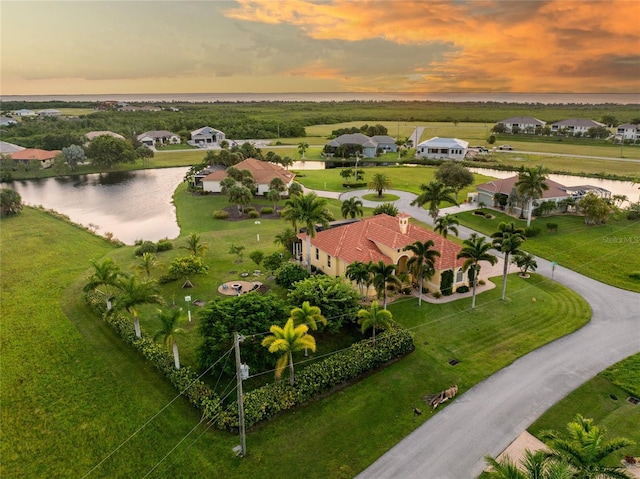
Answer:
[471,146,489,153]
[498,144,514,150]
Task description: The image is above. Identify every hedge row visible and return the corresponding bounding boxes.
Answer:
[217,326,414,429]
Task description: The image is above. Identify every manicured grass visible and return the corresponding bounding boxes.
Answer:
[454,210,640,292]
[2,204,594,478]
[362,193,400,202]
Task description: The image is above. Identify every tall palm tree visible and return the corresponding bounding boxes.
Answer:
[434,214,460,238]
[154,307,184,369]
[516,165,550,227]
[182,232,208,257]
[298,141,309,159]
[491,222,526,301]
[411,181,458,223]
[135,252,160,278]
[290,301,326,356]
[346,261,372,298]
[262,318,316,386]
[341,197,364,219]
[485,450,573,479]
[113,276,164,338]
[357,301,393,347]
[266,188,282,211]
[541,414,634,479]
[83,258,122,310]
[369,260,401,309]
[404,240,441,307]
[368,173,392,197]
[281,192,332,273]
[456,233,498,309]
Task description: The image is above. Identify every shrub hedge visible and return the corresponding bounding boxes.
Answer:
[213,210,229,219]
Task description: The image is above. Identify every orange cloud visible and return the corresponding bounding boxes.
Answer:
[226,0,640,92]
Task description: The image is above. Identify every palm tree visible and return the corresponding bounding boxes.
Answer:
[262,318,316,386]
[368,173,392,197]
[434,214,460,238]
[485,450,573,479]
[357,301,393,347]
[404,240,441,307]
[228,185,253,215]
[273,227,297,253]
[540,414,634,479]
[346,261,372,298]
[266,188,282,211]
[456,233,498,309]
[290,301,326,356]
[516,165,550,227]
[512,251,538,276]
[182,232,208,257]
[340,168,353,183]
[220,177,236,196]
[83,258,121,310]
[411,181,458,223]
[491,222,526,301]
[113,276,164,338]
[154,307,184,369]
[341,197,364,219]
[369,260,401,309]
[298,141,309,159]
[135,252,160,278]
[281,192,332,273]
[269,177,286,194]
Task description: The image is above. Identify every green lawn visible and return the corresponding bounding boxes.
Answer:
[454,210,640,292]
[2,204,594,478]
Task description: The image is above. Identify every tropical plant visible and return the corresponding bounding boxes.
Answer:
[220,177,237,196]
[512,252,538,276]
[491,222,526,301]
[411,181,458,223]
[368,172,392,197]
[262,318,316,386]
[113,276,164,338]
[357,301,393,347]
[434,214,460,238]
[288,181,303,196]
[269,177,286,193]
[485,449,573,479]
[228,185,253,214]
[228,244,245,263]
[297,141,309,159]
[135,252,160,278]
[83,258,122,310]
[457,233,498,309]
[541,414,634,479]
[249,250,264,267]
[373,202,399,217]
[404,240,441,307]
[346,261,372,298]
[154,307,184,369]
[0,188,23,217]
[281,192,332,273]
[340,168,353,183]
[516,165,551,227]
[273,227,298,254]
[578,192,613,225]
[290,301,326,356]
[182,232,208,257]
[266,188,282,211]
[434,162,474,202]
[341,197,364,219]
[369,260,401,309]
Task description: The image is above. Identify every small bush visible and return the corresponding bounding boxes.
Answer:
[629,272,640,280]
[401,287,412,295]
[245,206,256,213]
[627,210,640,221]
[156,239,173,252]
[478,279,486,286]
[432,291,442,299]
[213,210,229,219]
[261,207,273,215]
[546,222,558,232]
[456,285,470,294]
[248,210,260,218]
[473,210,486,217]
[524,226,541,237]
[134,241,157,256]
[421,286,429,294]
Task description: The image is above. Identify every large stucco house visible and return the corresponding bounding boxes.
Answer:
[324,133,397,158]
[297,213,472,296]
[190,126,226,148]
[137,130,181,147]
[550,119,605,136]
[201,158,295,195]
[616,123,640,142]
[10,148,60,169]
[415,137,469,160]
[496,116,546,134]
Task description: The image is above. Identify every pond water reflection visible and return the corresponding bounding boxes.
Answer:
[9,167,189,245]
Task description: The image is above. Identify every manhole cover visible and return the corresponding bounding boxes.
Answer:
[448,359,460,366]
[627,396,639,405]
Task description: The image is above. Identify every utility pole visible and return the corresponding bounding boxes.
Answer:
[234,332,247,456]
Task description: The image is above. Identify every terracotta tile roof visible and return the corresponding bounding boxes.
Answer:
[10,148,60,160]
[301,213,465,270]
[202,158,294,185]
[476,175,567,199]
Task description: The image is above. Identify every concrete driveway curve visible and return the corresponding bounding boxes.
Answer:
[307,187,639,478]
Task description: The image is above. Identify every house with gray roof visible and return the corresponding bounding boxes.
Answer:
[0,116,18,126]
[416,137,468,160]
[0,141,25,154]
[325,133,397,158]
[615,123,639,142]
[136,130,180,147]
[550,118,605,136]
[190,126,226,148]
[85,131,125,142]
[38,109,61,117]
[496,116,546,134]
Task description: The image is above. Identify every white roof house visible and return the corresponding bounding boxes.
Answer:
[550,118,605,135]
[0,116,18,126]
[85,131,125,141]
[416,137,469,160]
[136,130,180,147]
[14,109,36,117]
[497,116,546,133]
[190,126,226,148]
[616,123,640,142]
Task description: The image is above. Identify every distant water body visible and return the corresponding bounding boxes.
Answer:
[3,92,639,105]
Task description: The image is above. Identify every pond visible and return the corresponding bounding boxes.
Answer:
[8,167,189,245]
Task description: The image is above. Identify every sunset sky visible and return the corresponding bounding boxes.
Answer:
[1,0,639,95]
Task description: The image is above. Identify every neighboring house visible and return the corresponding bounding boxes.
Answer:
[616,123,640,142]
[37,109,61,117]
[550,118,605,135]
[139,105,162,112]
[13,109,36,117]
[297,213,469,295]
[0,141,25,154]
[85,131,125,141]
[496,116,546,133]
[416,137,469,160]
[190,126,226,148]
[0,116,18,126]
[201,157,295,195]
[136,130,180,147]
[10,148,60,169]
[325,133,397,158]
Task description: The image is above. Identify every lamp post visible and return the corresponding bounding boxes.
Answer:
[254,220,261,242]
[185,295,191,322]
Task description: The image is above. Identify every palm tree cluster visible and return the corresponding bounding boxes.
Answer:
[491,222,526,301]
[411,181,458,223]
